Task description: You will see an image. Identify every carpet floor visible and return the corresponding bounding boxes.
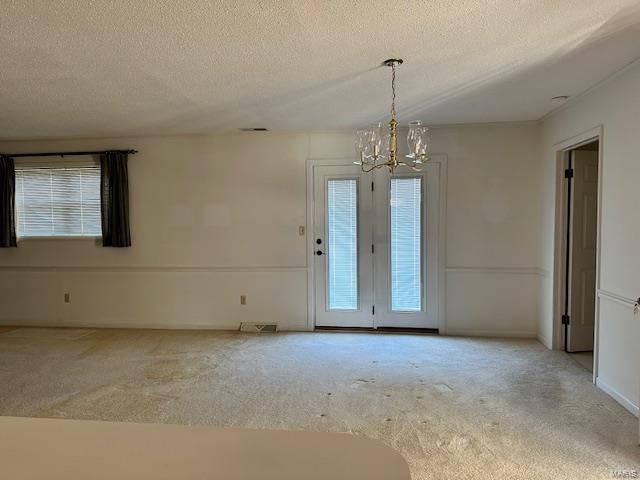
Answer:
[0,327,637,479]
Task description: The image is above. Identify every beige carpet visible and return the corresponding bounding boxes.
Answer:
[0,326,637,479]
[569,351,594,373]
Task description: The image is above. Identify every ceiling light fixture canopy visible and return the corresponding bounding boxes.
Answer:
[355,59,429,173]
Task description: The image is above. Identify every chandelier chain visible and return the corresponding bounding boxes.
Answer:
[391,62,397,119]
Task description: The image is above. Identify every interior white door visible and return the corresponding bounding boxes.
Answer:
[567,149,598,352]
[373,163,441,329]
[313,165,374,327]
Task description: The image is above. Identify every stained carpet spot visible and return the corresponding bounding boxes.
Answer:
[144,358,207,382]
[433,383,453,393]
[37,384,172,421]
[4,328,96,341]
[436,435,472,453]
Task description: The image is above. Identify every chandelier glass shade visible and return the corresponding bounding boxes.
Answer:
[354,59,429,173]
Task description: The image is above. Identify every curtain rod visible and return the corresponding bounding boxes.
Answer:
[1,149,138,158]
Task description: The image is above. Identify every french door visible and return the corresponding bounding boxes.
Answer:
[312,161,442,330]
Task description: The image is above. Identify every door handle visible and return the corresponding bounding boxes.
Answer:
[316,250,324,256]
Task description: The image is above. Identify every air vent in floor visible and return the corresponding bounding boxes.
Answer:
[240,323,278,333]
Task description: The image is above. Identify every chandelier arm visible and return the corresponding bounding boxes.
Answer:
[360,162,378,173]
[363,159,397,173]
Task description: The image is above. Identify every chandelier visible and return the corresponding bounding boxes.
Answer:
[354,59,429,173]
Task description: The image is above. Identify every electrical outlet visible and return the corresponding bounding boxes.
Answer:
[240,295,247,305]
[64,293,70,303]
[298,225,305,236]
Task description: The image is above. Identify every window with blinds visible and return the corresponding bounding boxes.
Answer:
[15,166,102,238]
[327,179,359,310]
[390,177,423,311]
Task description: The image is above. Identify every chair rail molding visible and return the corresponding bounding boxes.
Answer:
[445,266,546,276]
[597,289,637,309]
[0,265,307,273]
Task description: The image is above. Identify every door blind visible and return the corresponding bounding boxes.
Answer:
[390,177,422,311]
[15,166,102,237]
[327,179,359,310]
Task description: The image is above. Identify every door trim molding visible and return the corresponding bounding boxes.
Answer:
[435,155,448,334]
[306,156,448,332]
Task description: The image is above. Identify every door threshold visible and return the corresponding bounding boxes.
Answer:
[315,326,439,335]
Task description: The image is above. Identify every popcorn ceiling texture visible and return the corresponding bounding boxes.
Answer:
[1,1,640,138]
[0,327,637,480]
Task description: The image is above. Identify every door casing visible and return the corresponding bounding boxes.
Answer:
[552,126,603,384]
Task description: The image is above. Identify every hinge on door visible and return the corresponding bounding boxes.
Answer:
[561,314,570,325]
[371,181,375,191]
[371,244,375,254]
[564,168,574,179]
[372,305,375,315]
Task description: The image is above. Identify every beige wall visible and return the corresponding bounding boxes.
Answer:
[539,61,640,415]
[0,125,541,335]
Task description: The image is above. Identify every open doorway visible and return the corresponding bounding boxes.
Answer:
[562,140,599,372]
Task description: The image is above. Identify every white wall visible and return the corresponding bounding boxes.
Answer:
[538,62,640,415]
[432,126,541,336]
[0,124,541,335]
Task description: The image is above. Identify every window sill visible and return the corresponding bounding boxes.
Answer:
[18,236,102,242]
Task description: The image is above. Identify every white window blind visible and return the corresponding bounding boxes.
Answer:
[390,177,422,311]
[327,179,359,310]
[15,166,102,238]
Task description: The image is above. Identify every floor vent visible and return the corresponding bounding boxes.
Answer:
[240,323,278,333]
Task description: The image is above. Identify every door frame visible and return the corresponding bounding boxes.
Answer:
[552,125,603,383]
[305,156,448,333]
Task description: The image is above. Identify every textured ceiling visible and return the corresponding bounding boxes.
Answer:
[1,1,640,139]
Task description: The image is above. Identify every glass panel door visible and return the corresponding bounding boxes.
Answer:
[373,164,441,329]
[313,165,373,328]
[312,161,441,330]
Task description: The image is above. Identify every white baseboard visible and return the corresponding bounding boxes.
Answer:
[596,377,639,417]
[0,320,239,331]
[0,320,311,332]
[536,332,552,349]
[444,328,538,339]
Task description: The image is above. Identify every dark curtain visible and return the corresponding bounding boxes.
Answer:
[100,151,131,247]
[0,156,17,248]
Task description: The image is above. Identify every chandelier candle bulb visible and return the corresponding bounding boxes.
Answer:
[355,59,430,173]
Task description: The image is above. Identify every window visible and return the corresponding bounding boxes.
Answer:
[15,165,101,238]
[390,177,422,311]
[327,179,359,310]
